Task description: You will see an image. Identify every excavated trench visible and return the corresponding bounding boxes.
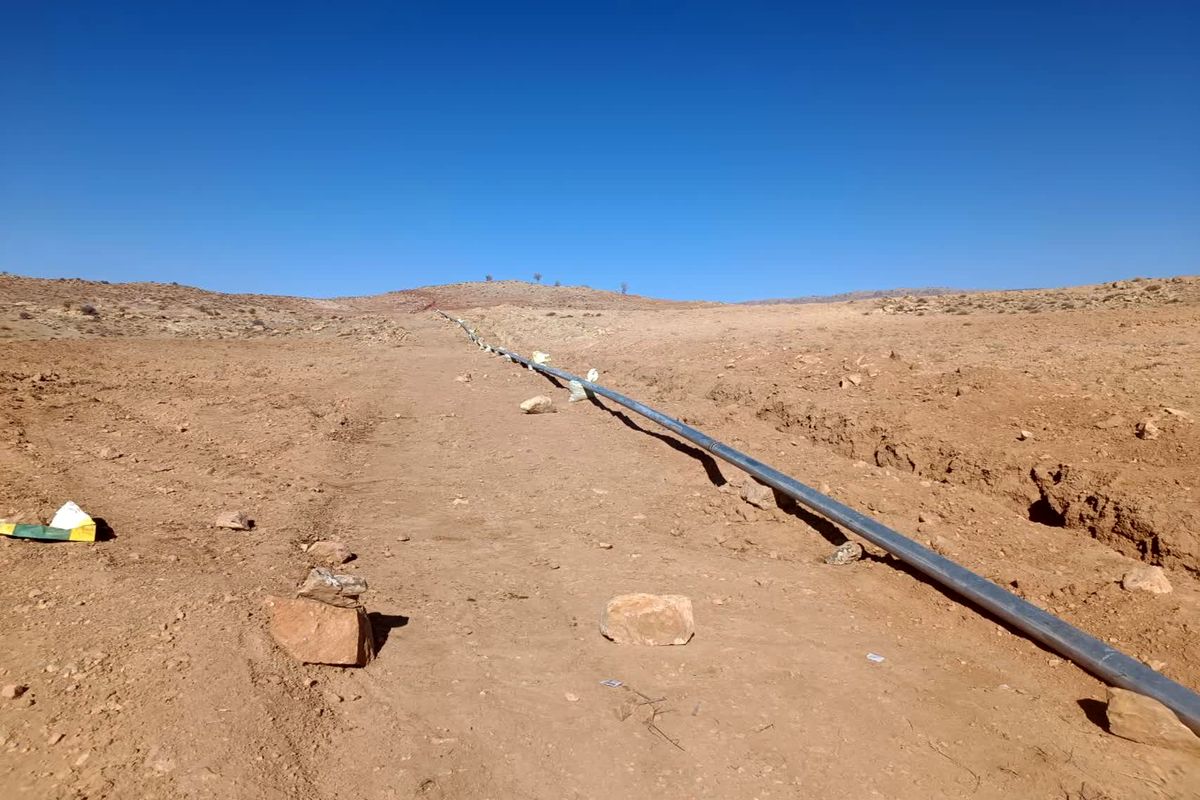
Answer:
[728,389,1197,575]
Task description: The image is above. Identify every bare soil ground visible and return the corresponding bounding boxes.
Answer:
[1,273,1198,799]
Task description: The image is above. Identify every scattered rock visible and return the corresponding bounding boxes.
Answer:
[739,476,777,510]
[97,447,122,460]
[265,596,374,666]
[839,373,863,388]
[825,541,864,565]
[954,385,970,397]
[305,540,353,566]
[1017,430,1033,441]
[1,684,28,700]
[600,593,694,646]
[214,510,253,530]
[1135,419,1160,440]
[1093,414,1126,430]
[297,567,368,608]
[1105,687,1200,753]
[1163,407,1193,421]
[520,395,556,414]
[455,373,472,383]
[1121,565,1172,595]
[597,542,613,549]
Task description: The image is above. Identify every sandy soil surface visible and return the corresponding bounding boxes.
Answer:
[1,274,1198,799]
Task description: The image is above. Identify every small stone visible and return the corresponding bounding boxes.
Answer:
[520,395,556,414]
[297,567,368,608]
[1017,430,1033,441]
[455,373,472,383]
[214,510,253,530]
[1121,565,1172,595]
[954,385,970,397]
[839,373,862,388]
[600,593,694,646]
[1093,414,1126,430]
[1105,687,1200,753]
[265,596,374,666]
[597,542,613,550]
[97,447,122,460]
[305,540,352,566]
[825,541,864,565]
[1135,419,1160,440]
[739,476,777,510]
[564,692,579,702]
[1,684,28,700]
[47,732,64,745]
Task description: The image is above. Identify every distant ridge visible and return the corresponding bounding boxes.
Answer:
[742,287,969,305]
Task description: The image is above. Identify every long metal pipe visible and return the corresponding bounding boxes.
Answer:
[438,311,1200,734]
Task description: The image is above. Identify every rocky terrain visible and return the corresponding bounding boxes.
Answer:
[1,272,1198,799]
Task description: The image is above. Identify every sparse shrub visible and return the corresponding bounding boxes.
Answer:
[620,281,629,295]
[533,272,542,283]
[485,274,493,282]
[554,280,561,287]
[18,311,32,319]
[79,304,99,316]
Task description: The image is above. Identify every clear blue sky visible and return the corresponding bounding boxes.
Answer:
[2,2,1197,301]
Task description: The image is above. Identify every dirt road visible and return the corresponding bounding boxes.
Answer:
[2,279,1198,798]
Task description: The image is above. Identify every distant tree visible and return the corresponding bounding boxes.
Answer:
[554,280,561,287]
[485,274,493,282]
[620,281,629,295]
[533,272,543,283]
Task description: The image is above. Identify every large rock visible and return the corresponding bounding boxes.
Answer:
[520,395,556,414]
[601,593,694,646]
[306,540,353,566]
[214,510,253,530]
[265,596,374,666]
[1135,419,1161,440]
[740,476,777,510]
[1121,565,1172,595]
[1105,687,1200,753]
[297,567,367,608]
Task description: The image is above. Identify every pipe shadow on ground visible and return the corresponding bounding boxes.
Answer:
[586,396,728,488]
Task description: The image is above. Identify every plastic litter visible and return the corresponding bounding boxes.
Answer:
[866,652,886,663]
[1,501,97,542]
[599,679,624,688]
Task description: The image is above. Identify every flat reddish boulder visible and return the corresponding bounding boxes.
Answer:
[265,596,374,666]
[600,593,694,646]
